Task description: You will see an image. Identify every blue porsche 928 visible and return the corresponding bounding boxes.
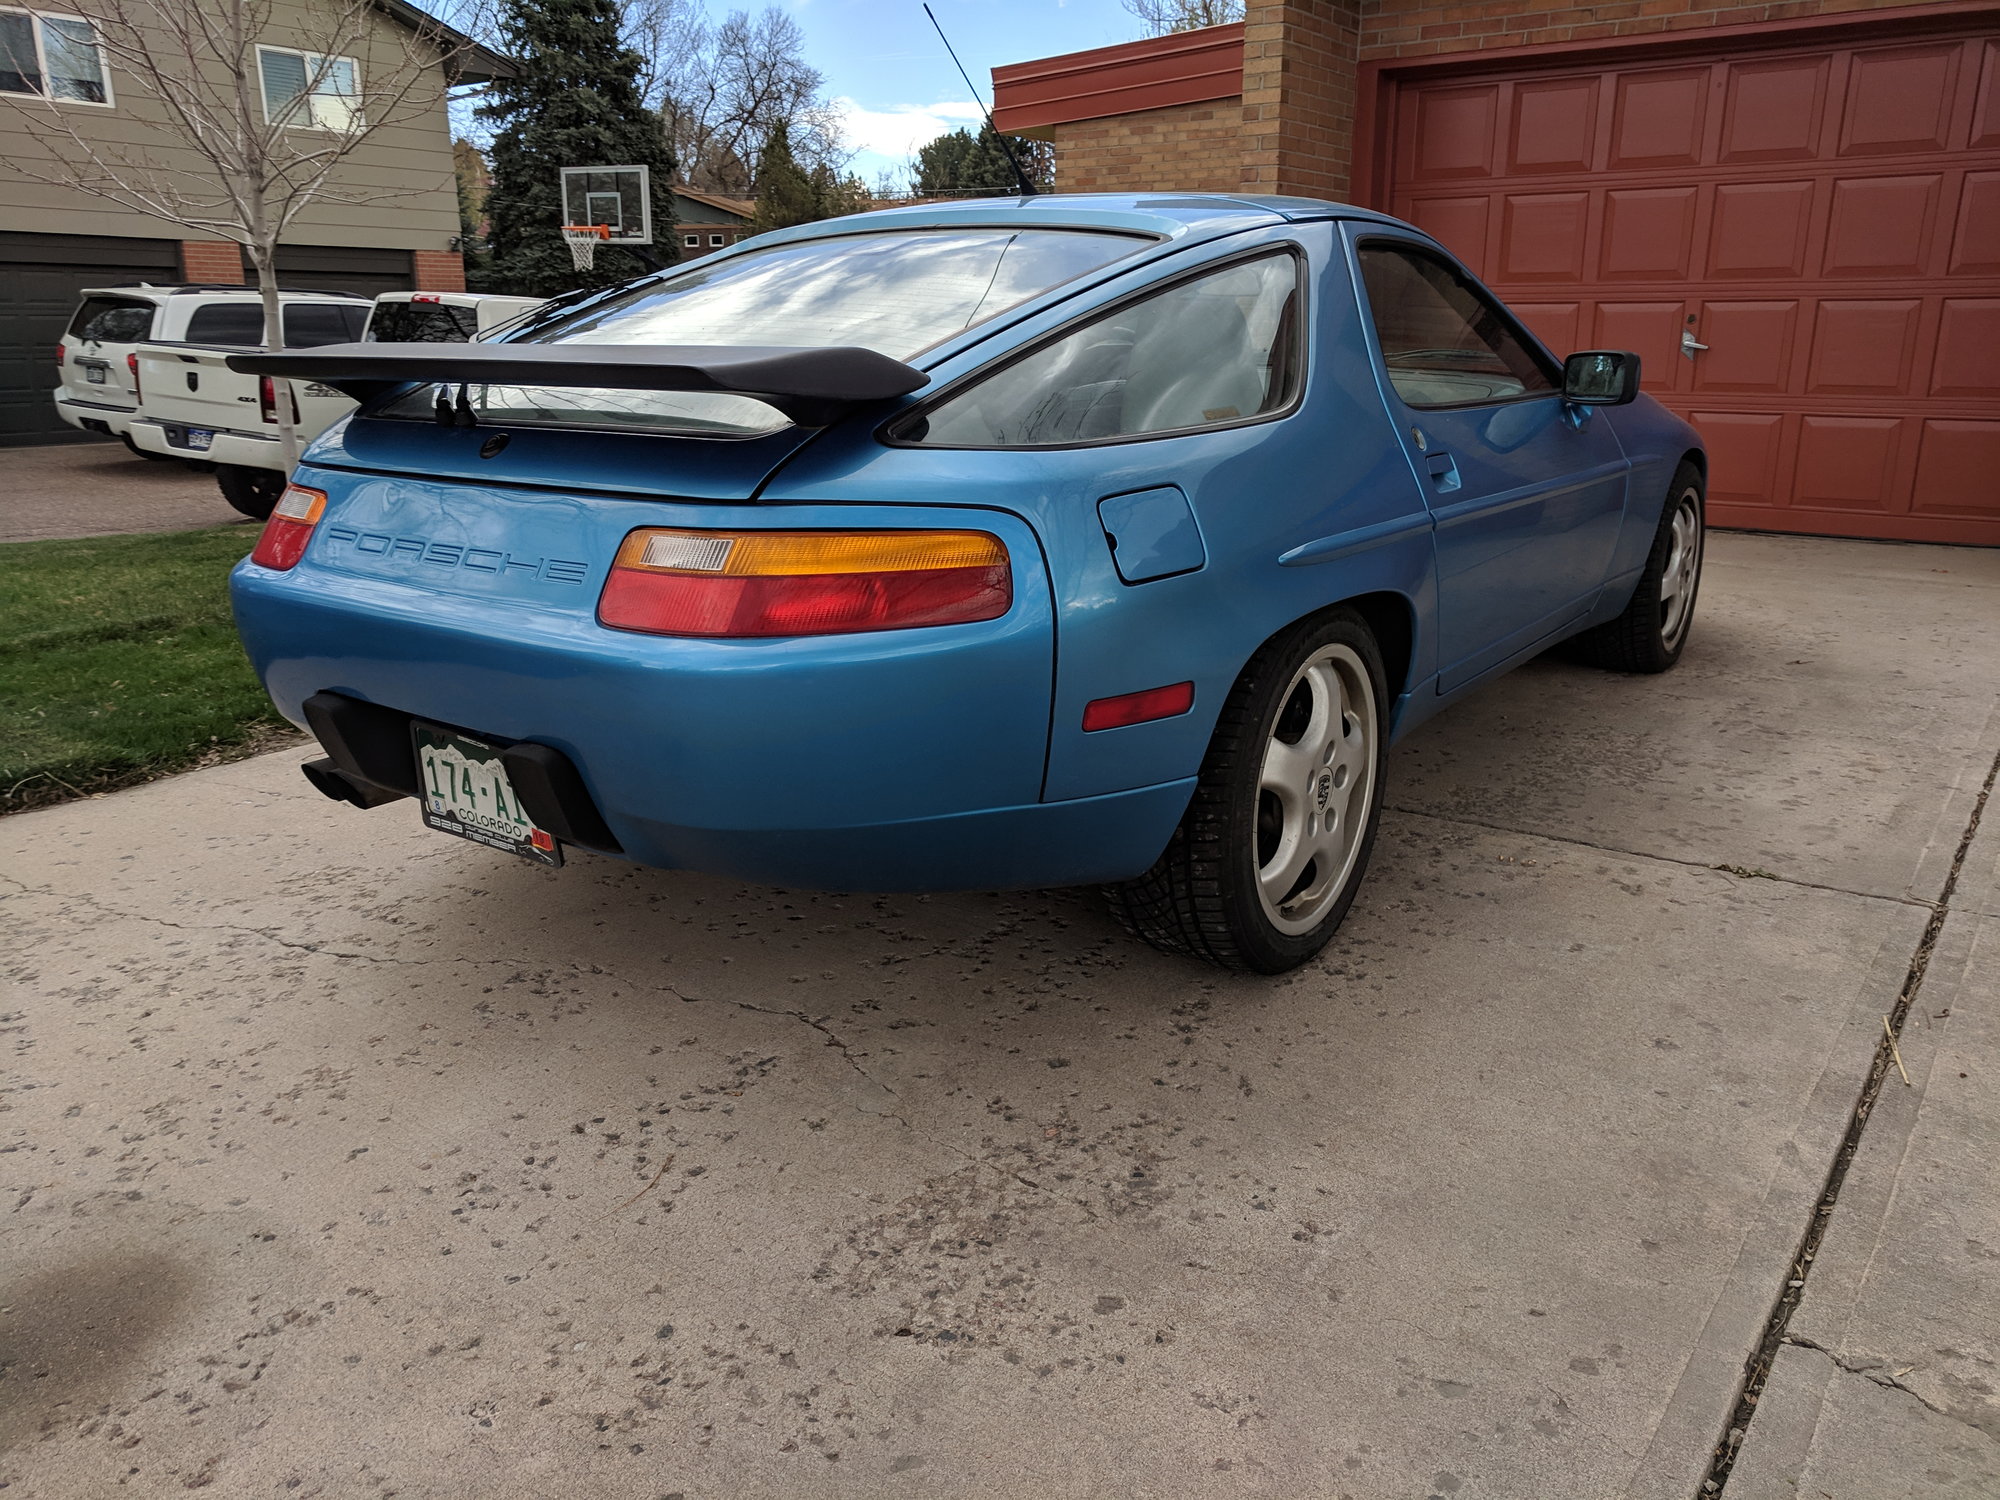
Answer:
[230,193,1706,974]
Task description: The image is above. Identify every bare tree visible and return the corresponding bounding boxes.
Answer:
[1123,0,1244,34]
[1,0,480,466]
[625,0,846,198]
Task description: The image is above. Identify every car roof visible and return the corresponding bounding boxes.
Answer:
[746,192,1411,251]
[77,284,369,300]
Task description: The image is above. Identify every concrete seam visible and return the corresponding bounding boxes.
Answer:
[1698,741,2000,1495]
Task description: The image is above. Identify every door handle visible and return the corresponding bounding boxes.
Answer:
[1681,330,1709,360]
[1425,451,1461,493]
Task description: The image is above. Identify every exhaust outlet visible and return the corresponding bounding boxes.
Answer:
[301,757,401,810]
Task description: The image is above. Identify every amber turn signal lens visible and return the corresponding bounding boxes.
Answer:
[250,484,327,571]
[599,528,1011,638]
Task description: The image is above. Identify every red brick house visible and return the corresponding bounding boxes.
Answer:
[992,0,2000,545]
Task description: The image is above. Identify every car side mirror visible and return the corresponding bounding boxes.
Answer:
[1563,350,1640,405]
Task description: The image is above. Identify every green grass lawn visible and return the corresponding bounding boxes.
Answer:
[1,526,299,813]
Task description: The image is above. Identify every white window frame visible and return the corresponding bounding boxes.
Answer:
[0,8,114,108]
[708,233,725,247]
[682,233,700,249]
[255,43,361,131]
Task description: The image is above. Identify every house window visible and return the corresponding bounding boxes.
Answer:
[683,233,700,249]
[709,233,725,247]
[0,9,110,104]
[257,45,360,130]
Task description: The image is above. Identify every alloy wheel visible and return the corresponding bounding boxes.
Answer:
[1254,643,1379,936]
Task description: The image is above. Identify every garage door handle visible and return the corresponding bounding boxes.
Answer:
[1681,331,1709,360]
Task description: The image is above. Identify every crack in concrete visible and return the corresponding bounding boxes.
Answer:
[1782,1335,1984,1431]
[1386,805,1939,911]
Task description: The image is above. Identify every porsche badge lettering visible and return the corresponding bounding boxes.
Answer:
[319,525,589,585]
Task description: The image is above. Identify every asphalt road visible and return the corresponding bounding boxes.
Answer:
[4,532,1997,1499]
[0,439,247,542]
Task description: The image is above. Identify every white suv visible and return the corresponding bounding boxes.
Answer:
[54,284,369,455]
[363,291,545,341]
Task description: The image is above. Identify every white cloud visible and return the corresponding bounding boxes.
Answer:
[833,97,985,162]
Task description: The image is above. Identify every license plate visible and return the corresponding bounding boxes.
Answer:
[84,365,106,384]
[412,724,562,867]
[183,427,213,451]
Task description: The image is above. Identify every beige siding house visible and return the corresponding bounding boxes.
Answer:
[0,0,510,444]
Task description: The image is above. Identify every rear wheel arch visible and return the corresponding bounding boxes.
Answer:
[1229,590,1416,708]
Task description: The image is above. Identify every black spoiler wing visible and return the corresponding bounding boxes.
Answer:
[225,342,928,427]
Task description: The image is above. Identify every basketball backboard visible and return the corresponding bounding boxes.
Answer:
[559,165,652,244]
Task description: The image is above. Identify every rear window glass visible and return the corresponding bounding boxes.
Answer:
[69,297,155,344]
[366,302,477,342]
[380,227,1146,439]
[184,301,365,346]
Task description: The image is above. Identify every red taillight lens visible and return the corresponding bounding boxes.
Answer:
[259,374,277,424]
[57,343,65,370]
[249,484,327,570]
[598,528,1011,638]
[1082,681,1195,732]
[126,351,140,401]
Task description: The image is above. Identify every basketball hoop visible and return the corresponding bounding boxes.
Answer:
[562,224,610,272]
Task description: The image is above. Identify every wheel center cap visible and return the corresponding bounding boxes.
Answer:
[1313,769,1333,811]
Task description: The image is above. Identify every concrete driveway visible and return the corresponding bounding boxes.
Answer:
[0,440,247,542]
[4,532,1997,1499]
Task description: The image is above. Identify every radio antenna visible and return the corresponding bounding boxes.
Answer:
[922,3,1038,198]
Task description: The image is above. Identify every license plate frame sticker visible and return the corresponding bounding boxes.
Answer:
[412,723,562,867]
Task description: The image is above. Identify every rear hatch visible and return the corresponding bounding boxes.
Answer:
[60,293,158,410]
[134,344,262,431]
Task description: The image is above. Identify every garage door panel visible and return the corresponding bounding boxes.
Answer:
[1930,297,2000,395]
[1949,171,2000,273]
[1721,55,1832,164]
[1974,40,2000,148]
[1499,191,1590,280]
[1689,410,1791,508]
[1508,301,1581,360]
[1406,194,1492,274]
[1806,298,1923,394]
[1509,77,1597,174]
[1912,420,2000,518]
[1822,174,1942,277]
[1839,44,1959,157]
[1795,416,1908,513]
[1692,300,1799,393]
[1593,301,1687,392]
[1609,66,1709,170]
[1707,180,1816,278]
[1411,84,1500,181]
[1601,186,1698,280]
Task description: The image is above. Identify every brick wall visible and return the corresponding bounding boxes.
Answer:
[1243,0,1364,199]
[411,249,467,293]
[1359,0,1943,59]
[1049,100,1247,192]
[179,240,244,283]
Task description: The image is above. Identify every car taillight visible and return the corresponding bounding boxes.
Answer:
[598,528,1011,638]
[1083,681,1195,732]
[126,351,139,401]
[412,292,441,303]
[56,343,65,370]
[250,484,327,570]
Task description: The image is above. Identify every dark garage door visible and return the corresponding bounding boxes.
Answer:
[245,244,415,301]
[1381,21,2000,546]
[0,230,180,448]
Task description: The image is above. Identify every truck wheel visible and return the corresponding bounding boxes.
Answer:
[119,433,175,462]
[1109,609,1389,974]
[1562,461,1705,674]
[217,465,285,521]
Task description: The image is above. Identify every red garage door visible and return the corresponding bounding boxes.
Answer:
[1380,23,2000,546]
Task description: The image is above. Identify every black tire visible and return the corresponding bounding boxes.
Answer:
[1109,609,1390,974]
[119,432,175,462]
[1562,460,1705,674]
[216,464,286,521]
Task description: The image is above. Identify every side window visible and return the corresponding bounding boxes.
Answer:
[283,304,364,346]
[907,251,1302,448]
[184,302,265,345]
[1356,243,1555,409]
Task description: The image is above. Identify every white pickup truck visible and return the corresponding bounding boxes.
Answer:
[128,290,547,517]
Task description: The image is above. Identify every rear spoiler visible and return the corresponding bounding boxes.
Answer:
[226,341,927,427]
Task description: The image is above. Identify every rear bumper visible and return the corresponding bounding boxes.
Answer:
[55,397,136,436]
[230,498,1190,892]
[129,418,281,467]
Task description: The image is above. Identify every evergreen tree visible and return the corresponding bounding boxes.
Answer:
[750,123,821,233]
[913,125,1052,197]
[478,0,679,296]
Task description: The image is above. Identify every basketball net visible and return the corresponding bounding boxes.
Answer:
[562,224,610,272]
